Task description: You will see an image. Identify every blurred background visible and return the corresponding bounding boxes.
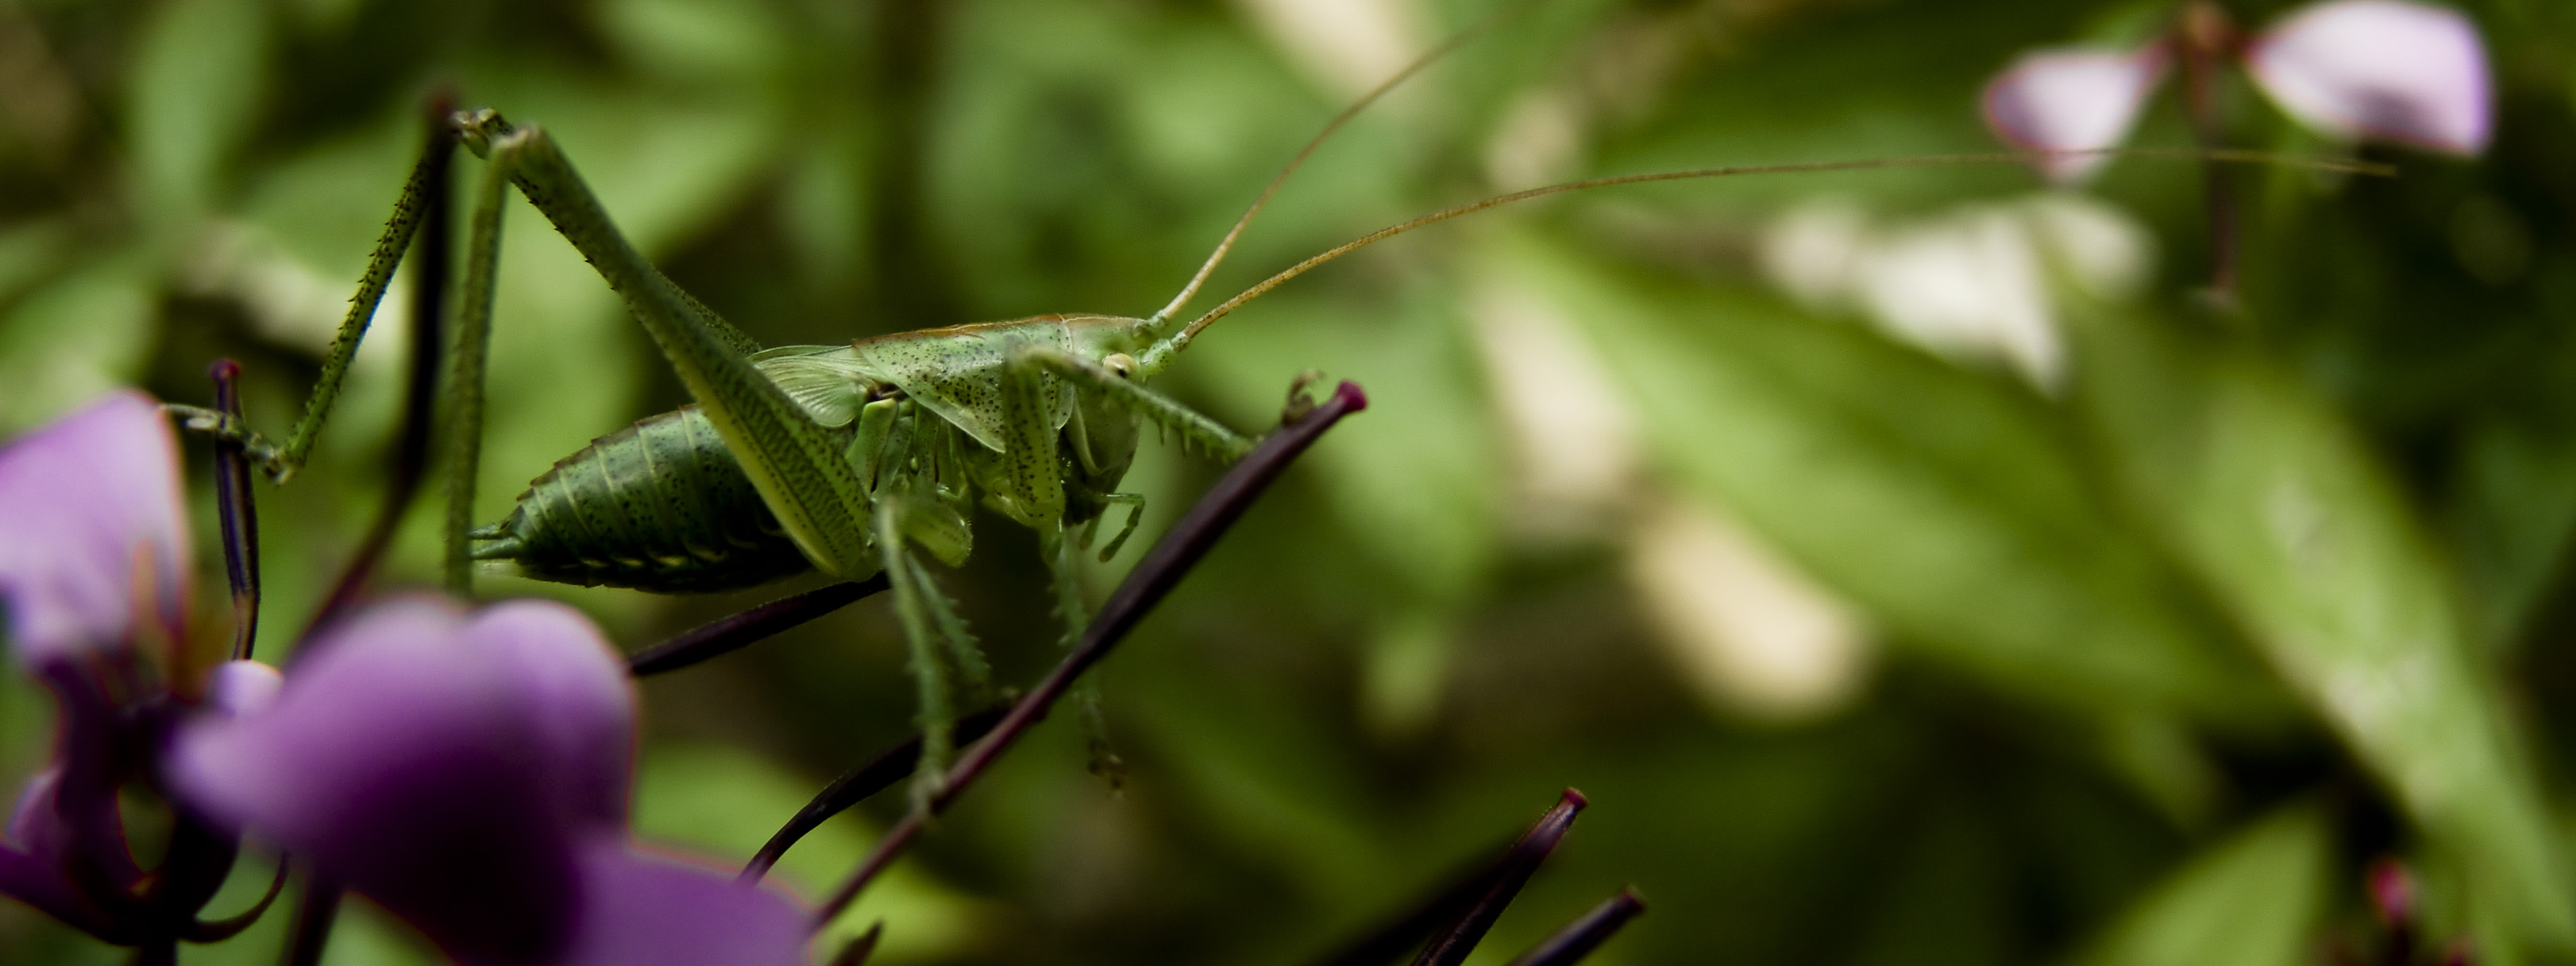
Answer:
[3,0,2575,962]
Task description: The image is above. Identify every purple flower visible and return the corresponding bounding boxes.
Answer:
[0,391,188,666]
[2245,0,2491,154]
[167,597,811,965]
[0,392,208,942]
[1981,0,2491,183]
[1984,45,2170,183]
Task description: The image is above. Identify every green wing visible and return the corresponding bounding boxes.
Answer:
[852,321,1075,454]
[750,345,888,427]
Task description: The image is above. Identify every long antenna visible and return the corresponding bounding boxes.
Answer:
[1147,0,1541,328]
[1154,147,2393,354]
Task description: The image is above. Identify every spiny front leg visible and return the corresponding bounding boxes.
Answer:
[1015,347,1255,463]
[440,134,512,597]
[984,347,1069,529]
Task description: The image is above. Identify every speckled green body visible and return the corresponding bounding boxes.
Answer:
[472,313,1243,594]
[470,406,814,592]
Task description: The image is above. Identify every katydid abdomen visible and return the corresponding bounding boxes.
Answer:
[470,405,815,592]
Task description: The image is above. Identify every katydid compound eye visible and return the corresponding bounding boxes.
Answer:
[1104,353,1138,378]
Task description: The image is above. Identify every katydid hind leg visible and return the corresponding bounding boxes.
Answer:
[171,121,452,481]
[440,146,512,596]
[458,114,877,582]
[274,125,455,481]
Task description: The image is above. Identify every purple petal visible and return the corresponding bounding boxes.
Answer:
[28,659,143,898]
[1982,44,2169,183]
[205,659,283,717]
[0,771,93,924]
[0,767,131,939]
[167,598,636,962]
[0,392,189,665]
[2247,0,2491,154]
[539,838,810,966]
[5,770,68,855]
[472,601,635,828]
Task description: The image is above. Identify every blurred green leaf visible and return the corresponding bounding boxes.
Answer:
[1121,654,1384,899]
[1187,291,1502,606]
[2069,300,2576,956]
[0,258,155,435]
[2072,805,2330,966]
[129,0,268,220]
[633,741,980,961]
[1183,287,1505,732]
[1506,229,2282,727]
[597,0,786,85]
[2446,416,2576,651]
[0,218,72,306]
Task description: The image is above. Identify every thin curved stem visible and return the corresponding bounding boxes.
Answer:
[206,359,260,660]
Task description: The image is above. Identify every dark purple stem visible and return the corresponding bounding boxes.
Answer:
[1410,790,1588,966]
[2178,2,2240,303]
[2369,859,2417,966]
[1313,846,1522,966]
[828,923,885,966]
[628,577,890,677]
[138,811,241,939]
[36,662,145,923]
[277,877,341,966]
[1499,890,1645,966]
[306,105,454,639]
[742,706,1005,882]
[178,858,292,942]
[207,359,261,661]
[811,381,1368,927]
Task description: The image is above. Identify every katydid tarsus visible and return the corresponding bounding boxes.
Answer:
[170,11,2386,795]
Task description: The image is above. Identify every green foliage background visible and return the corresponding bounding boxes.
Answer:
[3,0,2576,963]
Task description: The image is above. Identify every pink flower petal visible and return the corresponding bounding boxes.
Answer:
[2247,0,2491,154]
[1982,44,2169,183]
[0,392,189,665]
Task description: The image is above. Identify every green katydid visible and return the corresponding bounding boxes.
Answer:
[168,21,1511,789]
[171,17,2386,792]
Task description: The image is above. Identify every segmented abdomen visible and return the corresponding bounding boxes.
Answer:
[471,406,814,592]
